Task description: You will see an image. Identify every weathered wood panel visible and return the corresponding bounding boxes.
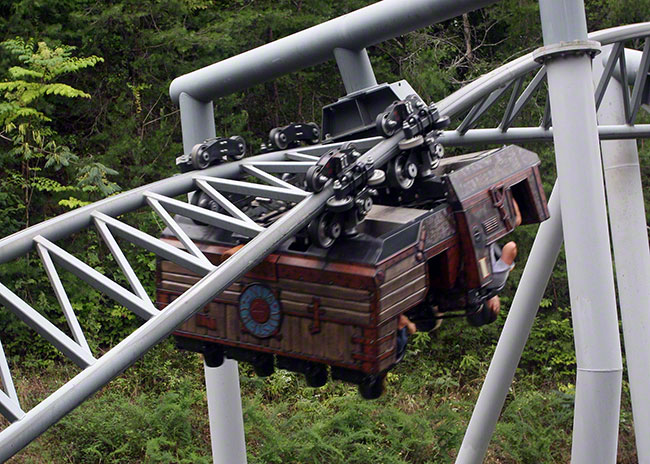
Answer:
[278,278,371,302]
[379,263,425,296]
[378,286,428,322]
[379,274,427,311]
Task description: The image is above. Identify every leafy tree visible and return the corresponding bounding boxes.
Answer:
[0,38,115,229]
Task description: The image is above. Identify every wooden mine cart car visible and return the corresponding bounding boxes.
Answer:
[156,145,549,398]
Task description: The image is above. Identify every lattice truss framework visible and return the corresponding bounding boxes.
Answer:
[0,21,649,456]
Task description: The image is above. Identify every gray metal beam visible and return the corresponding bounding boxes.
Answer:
[241,164,306,193]
[194,179,257,226]
[93,218,158,311]
[36,244,92,352]
[193,176,309,202]
[142,192,264,238]
[240,161,315,173]
[438,124,650,146]
[0,339,18,403]
[34,235,160,321]
[204,359,247,463]
[0,281,96,369]
[0,390,24,423]
[92,212,216,276]
[179,92,216,155]
[595,41,624,109]
[333,47,378,94]
[628,38,650,123]
[284,152,319,162]
[0,151,294,266]
[437,24,650,120]
[501,67,547,130]
[169,0,500,103]
[145,196,213,266]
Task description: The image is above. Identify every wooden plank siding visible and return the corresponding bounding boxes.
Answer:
[157,222,430,375]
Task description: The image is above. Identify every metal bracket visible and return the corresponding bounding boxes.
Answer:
[308,297,323,334]
[489,184,512,230]
[533,40,601,63]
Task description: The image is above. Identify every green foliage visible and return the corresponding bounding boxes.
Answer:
[0,37,114,229]
[53,379,211,463]
[0,1,647,462]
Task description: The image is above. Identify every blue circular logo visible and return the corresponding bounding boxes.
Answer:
[238,284,282,338]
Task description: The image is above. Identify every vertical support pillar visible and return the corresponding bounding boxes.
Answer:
[538,1,623,463]
[594,47,650,464]
[204,358,247,464]
[455,185,563,464]
[333,48,378,94]
[179,92,217,155]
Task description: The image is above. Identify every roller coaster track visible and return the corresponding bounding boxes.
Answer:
[1,14,650,461]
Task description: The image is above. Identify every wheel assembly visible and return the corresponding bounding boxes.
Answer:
[306,164,327,192]
[190,191,221,225]
[269,128,289,150]
[228,136,246,160]
[307,212,341,248]
[305,364,328,387]
[466,302,498,327]
[387,154,417,190]
[252,353,275,377]
[190,143,211,170]
[307,122,321,144]
[358,374,385,399]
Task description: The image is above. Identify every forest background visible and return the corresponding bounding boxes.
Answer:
[0,0,649,462]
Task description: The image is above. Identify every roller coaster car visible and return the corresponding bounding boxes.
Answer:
[156,145,549,398]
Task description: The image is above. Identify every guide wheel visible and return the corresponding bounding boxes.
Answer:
[387,154,417,190]
[308,212,341,248]
[191,143,211,170]
[269,128,289,150]
[358,374,385,400]
[228,135,246,160]
[190,191,221,225]
[306,122,321,144]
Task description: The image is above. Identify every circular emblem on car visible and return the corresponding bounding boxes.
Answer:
[238,283,282,338]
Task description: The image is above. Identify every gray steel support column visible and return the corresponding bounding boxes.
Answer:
[594,48,650,464]
[333,48,377,94]
[204,359,247,464]
[539,1,623,463]
[455,185,563,464]
[179,92,216,155]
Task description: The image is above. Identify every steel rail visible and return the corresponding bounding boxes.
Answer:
[169,0,500,103]
[0,131,403,461]
[437,22,650,119]
[2,19,650,461]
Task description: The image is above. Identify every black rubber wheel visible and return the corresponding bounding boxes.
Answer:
[307,212,341,248]
[191,143,211,170]
[253,353,274,377]
[307,122,320,144]
[269,128,289,150]
[326,196,354,213]
[387,155,416,190]
[228,135,246,160]
[375,111,397,138]
[358,374,385,400]
[466,302,498,327]
[305,364,328,388]
[189,191,220,226]
[203,344,224,368]
[306,165,325,192]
